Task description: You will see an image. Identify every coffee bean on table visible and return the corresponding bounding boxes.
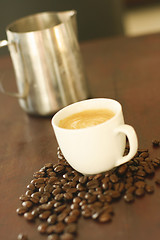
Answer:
[47,214,57,224]
[124,193,135,203]
[24,212,35,221]
[53,222,65,234]
[37,223,48,234]
[135,188,145,197]
[69,209,81,217]
[65,215,78,224]
[39,211,52,220]
[17,233,28,240]
[155,177,160,185]
[98,210,112,223]
[48,234,59,240]
[82,208,92,218]
[145,184,154,193]
[152,140,160,147]
[60,232,74,240]
[16,207,28,215]
[22,201,33,209]
[65,223,77,234]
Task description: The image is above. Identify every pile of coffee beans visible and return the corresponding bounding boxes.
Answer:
[17,146,160,240]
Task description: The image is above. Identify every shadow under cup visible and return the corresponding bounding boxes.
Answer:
[52,98,138,175]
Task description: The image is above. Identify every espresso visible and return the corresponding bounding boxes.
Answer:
[58,109,115,129]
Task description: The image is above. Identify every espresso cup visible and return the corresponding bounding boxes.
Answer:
[51,98,138,175]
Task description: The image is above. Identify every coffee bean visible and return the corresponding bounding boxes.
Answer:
[44,184,54,193]
[69,209,81,217]
[54,193,64,201]
[136,170,146,177]
[22,201,33,209]
[65,215,78,224]
[31,192,41,198]
[64,193,73,200]
[102,182,108,190]
[25,190,33,196]
[92,210,101,220]
[152,158,160,167]
[47,214,57,224]
[65,223,77,233]
[16,207,28,215]
[65,188,77,194]
[126,186,136,194]
[48,234,59,240]
[135,188,145,197]
[32,178,45,185]
[97,194,106,203]
[134,181,146,189]
[77,191,86,199]
[39,203,53,211]
[30,196,39,204]
[104,195,112,203]
[93,173,103,180]
[52,188,62,196]
[39,211,52,220]
[70,203,79,210]
[124,193,134,203]
[60,233,74,240]
[103,204,114,214]
[87,195,97,203]
[144,165,154,175]
[57,208,70,222]
[55,204,67,213]
[79,176,88,184]
[87,180,99,188]
[118,164,128,175]
[73,197,81,204]
[108,190,121,199]
[155,177,160,185]
[98,210,112,223]
[82,208,92,218]
[17,233,28,240]
[48,176,58,184]
[54,164,65,173]
[145,184,154,193]
[76,183,86,191]
[37,223,48,234]
[39,195,49,204]
[54,202,61,208]
[152,140,160,147]
[54,222,65,234]
[47,225,57,234]
[24,212,35,221]
[110,174,118,183]
[139,152,149,158]
[19,195,30,202]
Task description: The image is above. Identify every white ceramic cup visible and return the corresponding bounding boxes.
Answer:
[51,98,138,175]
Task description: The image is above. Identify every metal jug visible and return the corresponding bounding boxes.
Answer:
[0,11,89,116]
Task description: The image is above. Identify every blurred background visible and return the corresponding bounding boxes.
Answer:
[0,0,160,55]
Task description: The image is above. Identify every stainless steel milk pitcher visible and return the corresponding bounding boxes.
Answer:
[0,11,89,116]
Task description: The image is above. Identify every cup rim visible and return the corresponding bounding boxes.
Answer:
[51,98,122,131]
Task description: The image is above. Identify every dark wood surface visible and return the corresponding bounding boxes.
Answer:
[0,33,160,240]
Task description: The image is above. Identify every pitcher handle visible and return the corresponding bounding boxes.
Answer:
[0,40,29,98]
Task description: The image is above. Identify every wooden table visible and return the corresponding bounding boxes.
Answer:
[0,33,160,240]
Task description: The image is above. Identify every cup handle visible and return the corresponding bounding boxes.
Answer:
[0,40,29,98]
[114,124,138,167]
